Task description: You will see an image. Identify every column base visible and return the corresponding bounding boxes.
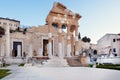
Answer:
[17,56,21,58]
[75,51,79,55]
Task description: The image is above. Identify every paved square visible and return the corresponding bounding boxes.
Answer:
[1,65,120,80]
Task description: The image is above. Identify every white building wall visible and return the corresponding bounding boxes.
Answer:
[97,34,120,56]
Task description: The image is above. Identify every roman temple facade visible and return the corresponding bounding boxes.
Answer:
[0,2,82,63]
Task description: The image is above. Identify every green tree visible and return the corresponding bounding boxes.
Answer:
[82,36,88,42]
[78,32,81,39]
[87,38,91,43]
[82,36,91,43]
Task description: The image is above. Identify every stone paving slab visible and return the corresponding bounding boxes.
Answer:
[1,66,120,80]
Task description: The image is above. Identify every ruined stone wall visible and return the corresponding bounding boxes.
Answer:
[78,40,90,52]
[10,32,32,57]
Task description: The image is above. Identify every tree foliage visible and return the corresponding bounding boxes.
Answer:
[78,32,81,39]
[87,38,91,43]
[82,36,88,42]
[82,36,91,43]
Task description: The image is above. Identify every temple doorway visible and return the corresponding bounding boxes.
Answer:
[43,39,48,56]
[13,41,22,57]
[43,39,53,56]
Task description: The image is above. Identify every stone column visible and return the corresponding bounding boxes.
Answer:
[48,22,52,58]
[26,44,33,63]
[28,44,33,57]
[37,48,43,56]
[5,25,10,58]
[62,37,65,57]
[58,24,63,58]
[17,45,21,57]
[67,25,71,57]
[1,43,5,57]
[75,25,79,55]
[71,31,75,56]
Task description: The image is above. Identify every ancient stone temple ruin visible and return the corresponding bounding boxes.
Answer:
[0,2,81,63]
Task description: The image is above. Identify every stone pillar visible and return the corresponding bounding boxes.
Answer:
[5,25,10,57]
[17,45,21,57]
[28,44,33,57]
[58,24,63,58]
[67,25,71,57]
[26,44,32,63]
[1,43,4,57]
[48,22,52,58]
[71,33,75,56]
[62,37,65,57]
[37,48,43,56]
[75,26,79,55]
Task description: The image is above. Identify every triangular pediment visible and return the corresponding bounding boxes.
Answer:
[51,2,67,15]
[46,2,81,23]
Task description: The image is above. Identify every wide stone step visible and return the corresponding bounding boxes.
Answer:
[42,57,69,67]
[24,63,33,67]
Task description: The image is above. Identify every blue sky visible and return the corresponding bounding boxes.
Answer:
[0,0,120,44]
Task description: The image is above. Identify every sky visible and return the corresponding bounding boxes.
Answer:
[0,0,120,44]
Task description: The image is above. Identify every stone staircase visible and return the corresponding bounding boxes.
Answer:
[66,57,82,67]
[24,63,33,67]
[42,57,69,67]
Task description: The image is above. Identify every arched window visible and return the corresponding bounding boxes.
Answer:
[62,24,66,29]
[62,24,67,33]
[52,23,58,28]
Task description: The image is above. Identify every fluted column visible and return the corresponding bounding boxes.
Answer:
[28,44,33,57]
[67,25,71,57]
[48,22,53,58]
[17,45,21,57]
[75,25,79,55]
[1,43,5,57]
[58,24,63,58]
[71,33,75,56]
[5,25,10,58]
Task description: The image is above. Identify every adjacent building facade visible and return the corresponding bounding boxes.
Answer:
[0,17,20,30]
[97,33,120,56]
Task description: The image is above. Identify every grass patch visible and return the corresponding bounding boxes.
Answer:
[5,64,10,67]
[96,64,120,70]
[88,64,93,67]
[1,64,10,67]
[18,63,25,67]
[0,69,11,79]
